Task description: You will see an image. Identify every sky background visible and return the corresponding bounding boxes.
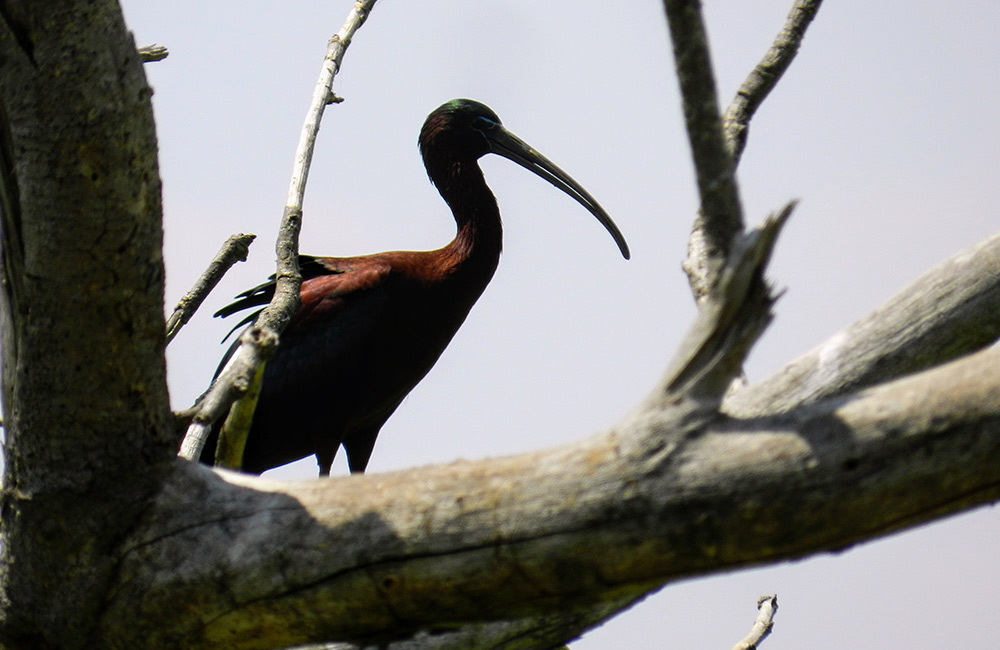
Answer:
[121,1,999,648]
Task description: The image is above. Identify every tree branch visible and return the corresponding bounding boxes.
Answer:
[260,0,377,336]
[667,0,822,303]
[723,0,823,165]
[213,360,266,469]
[725,229,1000,417]
[164,233,255,344]
[662,0,744,301]
[647,202,793,406]
[177,325,278,461]
[104,340,1000,649]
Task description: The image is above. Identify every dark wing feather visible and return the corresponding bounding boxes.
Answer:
[214,255,351,341]
[214,255,334,318]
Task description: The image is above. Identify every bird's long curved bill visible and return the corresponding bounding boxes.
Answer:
[488,126,630,260]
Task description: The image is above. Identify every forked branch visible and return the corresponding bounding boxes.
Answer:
[664,0,823,302]
[108,338,1000,650]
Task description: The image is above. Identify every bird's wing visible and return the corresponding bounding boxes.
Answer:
[214,255,334,318]
[290,260,393,328]
[213,255,369,339]
[210,257,393,379]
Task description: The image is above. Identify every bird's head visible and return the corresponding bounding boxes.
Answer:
[419,99,502,164]
[419,99,630,259]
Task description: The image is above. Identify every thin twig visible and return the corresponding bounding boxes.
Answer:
[179,0,379,464]
[165,233,255,344]
[731,595,778,650]
[661,0,744,301]
[138,44,169,63]
[724,0,824,165]
[259,0,378,338]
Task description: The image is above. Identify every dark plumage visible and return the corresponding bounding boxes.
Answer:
[201,99,629,476]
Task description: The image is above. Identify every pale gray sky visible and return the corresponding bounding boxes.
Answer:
[123,1,1000,648]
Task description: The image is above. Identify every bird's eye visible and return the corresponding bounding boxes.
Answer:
[473,116,497,131]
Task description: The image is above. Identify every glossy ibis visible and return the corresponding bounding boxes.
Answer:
[201,98,629,476]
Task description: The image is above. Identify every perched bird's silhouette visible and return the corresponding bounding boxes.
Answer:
[201,99,629,476]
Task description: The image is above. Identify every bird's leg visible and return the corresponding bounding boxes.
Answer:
[343,429,378,475]
[316,454,333,477]
[314,439,337,477]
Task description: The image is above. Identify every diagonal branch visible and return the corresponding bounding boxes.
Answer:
[725,229,1000,417]
[177,325,278,461]
[165,233,255,344]
[724,0,824,166]
[260,0,378,338]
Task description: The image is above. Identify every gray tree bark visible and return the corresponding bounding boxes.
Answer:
[0,1,997,650]
[0,1,174,648]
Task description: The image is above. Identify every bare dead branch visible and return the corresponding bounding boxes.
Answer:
[731,596,778,650]
[164,233,255,344]
[667,0,821,304]
[724,0,824,165]
[138,44,169,62]
[259,0,378,336]
[108,341,1000,650]
[725,230,1000,417]
[662,0,744,301]
[616,204,792,476]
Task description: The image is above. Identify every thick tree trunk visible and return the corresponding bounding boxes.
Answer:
[0,2,173,648]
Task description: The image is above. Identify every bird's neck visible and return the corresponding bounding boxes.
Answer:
[435,160,503,280]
